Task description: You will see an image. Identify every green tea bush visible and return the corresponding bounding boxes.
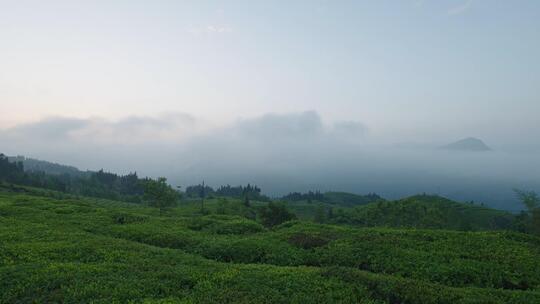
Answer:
[112,213,149,224]
[287,233,331,249]
[2,190,540,303]
[187,215,264,234]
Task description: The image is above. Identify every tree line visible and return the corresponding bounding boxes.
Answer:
[2,153,539,235]
[0,153,165,203]
[185,183,271,202]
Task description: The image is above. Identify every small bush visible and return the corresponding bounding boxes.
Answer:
[288,233,330,249]
[113,213,149,224]
[259,202,297,227]
[187,216,264,234]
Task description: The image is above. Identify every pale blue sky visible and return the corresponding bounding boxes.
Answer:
[1,0,539,144]
[1,1,539,207]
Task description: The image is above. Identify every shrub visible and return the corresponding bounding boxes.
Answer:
[288,233,330,249]
[259,202,297,227]
[187,216,264,234]
[113,213,149,224]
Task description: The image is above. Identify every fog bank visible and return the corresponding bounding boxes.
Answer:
[1,111,538,211]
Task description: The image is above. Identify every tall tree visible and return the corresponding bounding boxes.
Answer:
[515,189,540,234]
[144,177,178,215]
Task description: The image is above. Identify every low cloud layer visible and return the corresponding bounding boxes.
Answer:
[1,111,538,211]
[3,113,200,145]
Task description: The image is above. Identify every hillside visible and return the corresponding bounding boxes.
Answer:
[441,137,492,152]
[1,188,539,303]
[7,155,85,176]
[282,191,381,206]
[322,191,382,206]
[331,195,516,231]
[281,191,382,221]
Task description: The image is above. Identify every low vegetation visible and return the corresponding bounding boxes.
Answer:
[1,186,540,303]
[2,154,540,302]
[331,195,516,231]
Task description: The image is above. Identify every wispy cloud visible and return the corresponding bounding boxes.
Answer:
[447,0,472,15]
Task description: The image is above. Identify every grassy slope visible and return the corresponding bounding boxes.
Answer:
[332,195,515,230]
[283,191,378,220]
[1,189,540,303]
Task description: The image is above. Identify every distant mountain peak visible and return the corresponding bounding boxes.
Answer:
[441,137,491,151]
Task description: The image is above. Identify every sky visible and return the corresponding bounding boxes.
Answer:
[1,1,539,209]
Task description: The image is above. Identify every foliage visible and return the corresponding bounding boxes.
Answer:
[0,153,152,203]
[144,177,179,214]
[7,155,83,176]
[287,233,331,249]
[259,202,297,227]
[283,190,325,202]
[515,189,540,235]
[1,190,540,303]
[314,204,326,223]
[330,194,515,231]
[322,192,382,207]
[185,183,271,202]
[0,154,25,183]
[282,190,381,207]
[187,215,264,235]
[185,183,215,199]
[514,189,540,211]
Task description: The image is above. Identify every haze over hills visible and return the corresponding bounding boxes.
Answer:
[7,155,85,176]
[335,194,515,230]
[441,137,492,152]
[1,1,540,302]
[1,112,538,215]
[4,149,538,212]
